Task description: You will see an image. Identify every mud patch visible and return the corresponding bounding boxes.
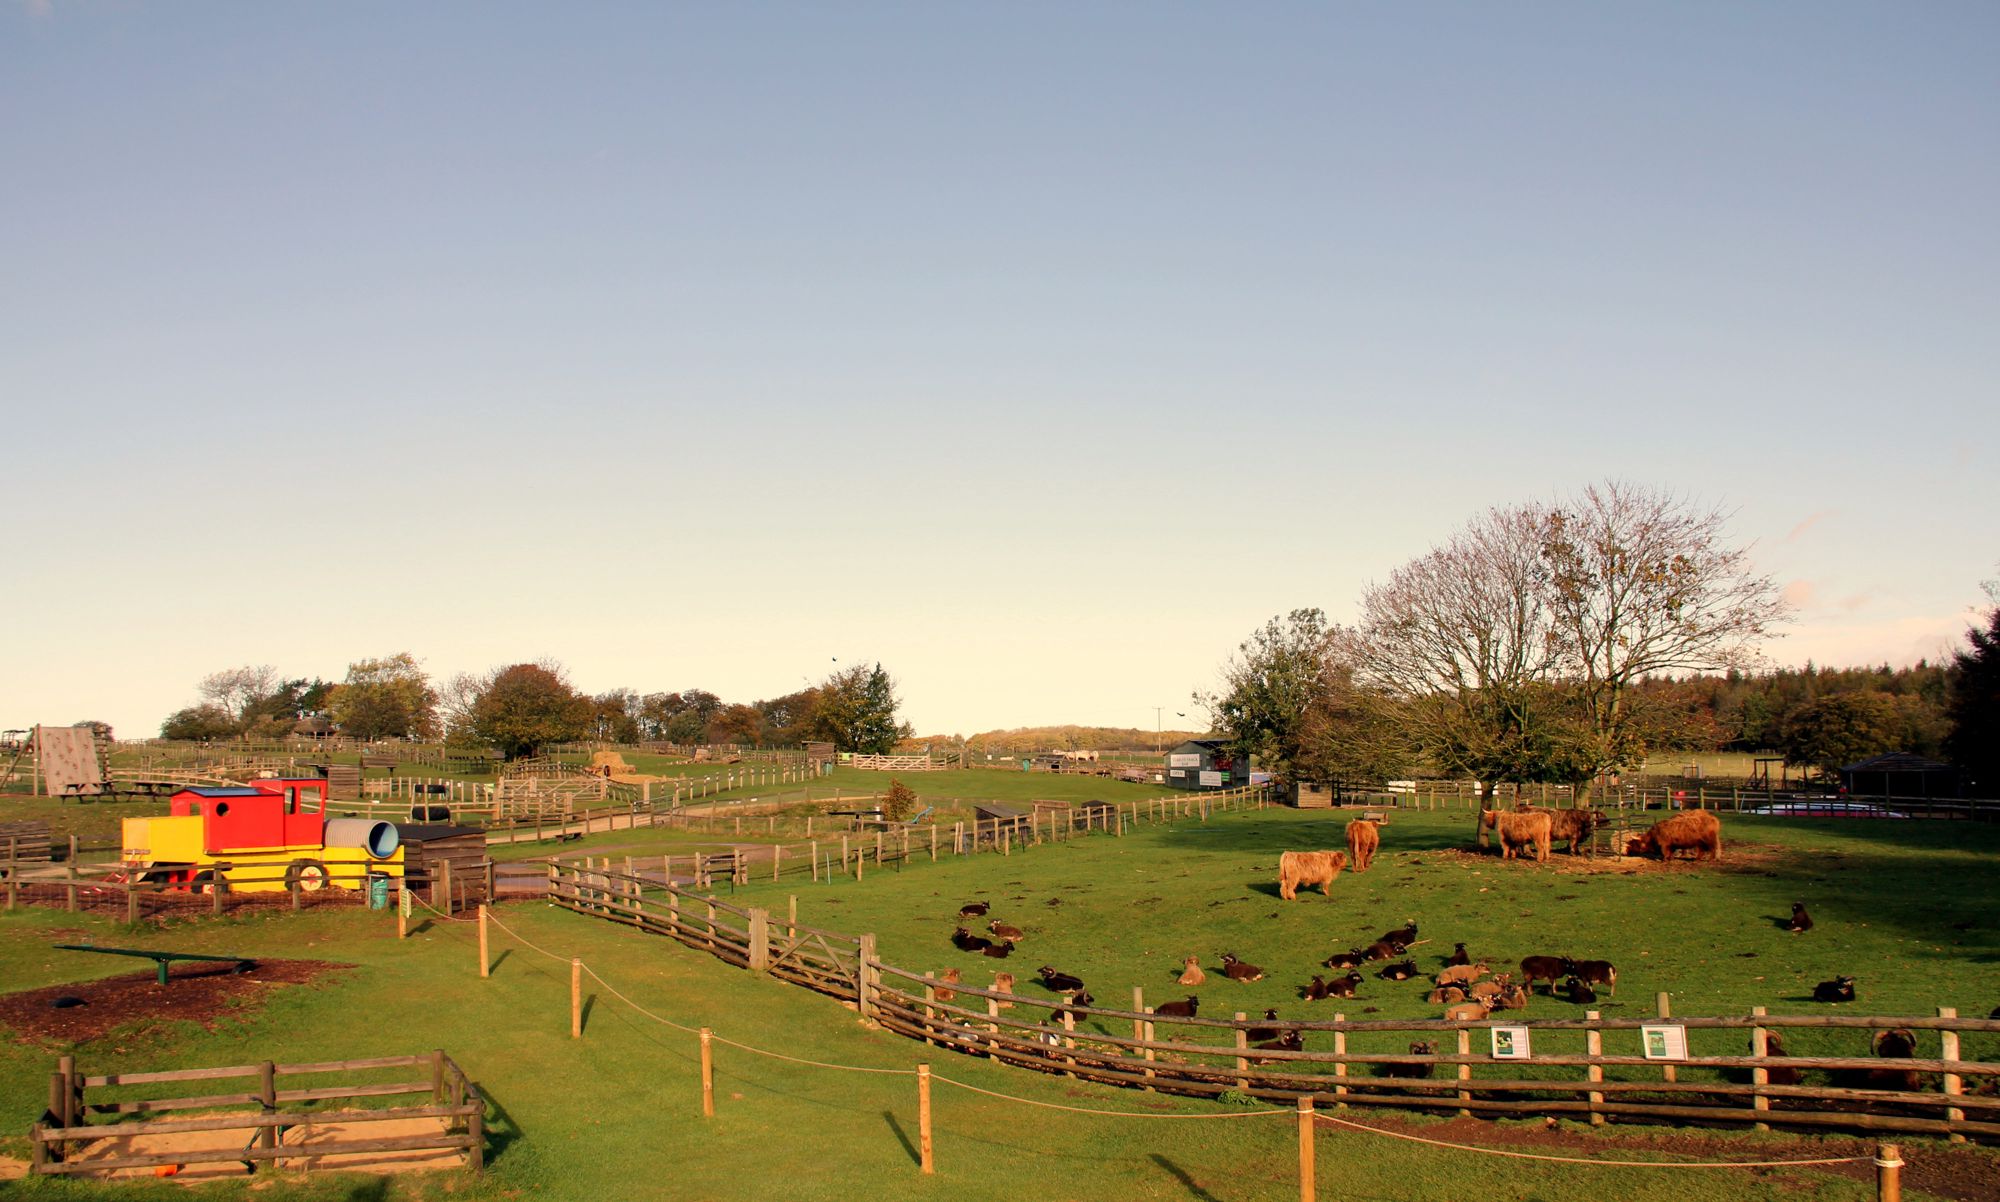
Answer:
[0,960,353,1045]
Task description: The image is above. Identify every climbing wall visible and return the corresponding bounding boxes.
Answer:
[34,725,106,797]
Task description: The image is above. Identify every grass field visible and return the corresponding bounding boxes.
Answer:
[2,882,1968,1201]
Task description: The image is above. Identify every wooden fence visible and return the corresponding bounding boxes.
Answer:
[1348,779,2000,820]
[540,860,2000,1141]
[29,1050,483,1176]
[1,859,515,920]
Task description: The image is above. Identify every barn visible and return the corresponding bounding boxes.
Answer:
[1163,739,1242,791]
[1839,752,1960,800]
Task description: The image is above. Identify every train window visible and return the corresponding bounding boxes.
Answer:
[213,802,230,817]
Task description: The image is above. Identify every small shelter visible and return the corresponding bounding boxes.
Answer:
[399,824,489,909]
[1291,781,1335,809]
[1163,739,1241,791]
[971,803,1032,846]
[1839,752,1960,800]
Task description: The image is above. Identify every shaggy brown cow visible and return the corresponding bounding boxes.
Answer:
[1519,805,1604,854]
[1278,850,1348,899]
[1346,819,1381,872]
[1479,808,1553,863]
[1629,809,1723,862]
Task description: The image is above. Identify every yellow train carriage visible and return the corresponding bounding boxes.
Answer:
[122,782,404,895]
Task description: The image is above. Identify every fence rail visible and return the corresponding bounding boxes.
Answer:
[29,1050,483,1176]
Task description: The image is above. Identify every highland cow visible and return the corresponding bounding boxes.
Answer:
[1628,809,1723,863]
[1278,850,1348,900]
[1346,819,1381,872]
[1479,808,1554,863]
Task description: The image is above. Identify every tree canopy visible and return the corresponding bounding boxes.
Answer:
[326,653,438,741]
[1944,591,2000,793]
[811,663,910,754]
[469,663,594,758]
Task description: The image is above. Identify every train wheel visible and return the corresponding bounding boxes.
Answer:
[193,870,230,896]
[286,860,330,892]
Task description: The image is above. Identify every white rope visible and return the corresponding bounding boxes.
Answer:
[930,1075,1288,1119]
[1318,1115,1873,1169]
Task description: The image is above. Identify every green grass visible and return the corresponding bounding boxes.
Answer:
[712,807,2000,1066]
[0,891,1944,1201]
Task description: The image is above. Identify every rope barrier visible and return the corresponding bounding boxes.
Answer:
[930,1074,1288,1119]
[1316,1114,1872,1169]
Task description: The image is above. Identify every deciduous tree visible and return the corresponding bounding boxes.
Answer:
[470,663,594,758]
[1944,585,2000,793]
[325,653,438,741]
[811,663,909,754]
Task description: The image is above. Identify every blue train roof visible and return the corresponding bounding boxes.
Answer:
[177,787,268,798]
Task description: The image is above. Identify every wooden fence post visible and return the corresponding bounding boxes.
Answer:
[1939,1007,1963,1140]
[1877,1143,1902,1202]
[857,934,878,1017]
[918,1063,935,1174]
[570,959,582,1038]
[1586,1009,1605,1125]
[1298,1095,1316,1202]
[478,904,489,978]
[1749,1005,1769,1129]
[1657,992,1676,1083]
[787,894,797,942]
[700,1028,715,1117]
[1233,1013,1249,1090]
[1332,1014,1347,1105]
[259,1061,278,1150]
[749,907,770,973]
[1456,1028,1472,1115]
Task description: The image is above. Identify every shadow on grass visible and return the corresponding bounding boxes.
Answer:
[478,1085,525,1166]
[1148,1153,1224,1202]
[882,1109,917,1166]
[488,948,512,973]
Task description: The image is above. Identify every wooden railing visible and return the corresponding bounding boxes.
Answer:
[29,1050,483,1176]
[542,855,2000,1141]
[1,861,508,920]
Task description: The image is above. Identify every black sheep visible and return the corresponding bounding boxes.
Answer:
[1379,919,1419,949]
[1247,1008,1282,1041]
[1560,976,1597,1004]
[1376,959,1418,981]
[1323,970,1362,998]
[1220,953,1266,982]
[1812,975,1856,1003]
[1444,942,1471,967]
[958,901,990,918]
[1037,966,1085,993]
[1380,1041,1437,1079]
[1324,949,1366,970]
[1302,975,1331,1001]
[1786,902,1813,933]
[1152,996,1199,1018]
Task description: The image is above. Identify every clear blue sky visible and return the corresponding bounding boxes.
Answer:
[4,3,1995,738]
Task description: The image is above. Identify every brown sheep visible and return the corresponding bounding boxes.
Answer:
[1519,956,1567,993]
[1221,953,1266,982]
[1760,1030,1802,1086]
[1479,808,1553,863]
[991,971,1016,1007]
[1444,997,1496,1022]
[1629,809,1723,862]
[1346,819,1381,872]
[933,967,962,1003]
[1178,955,1206,986]
[988,920,1025,943]
[1436,962,1489,988]
[1426,985,1467,1006]
[1278,850,1348,899]
[1564,958,1618,995]
[1380,1041,1438,1079]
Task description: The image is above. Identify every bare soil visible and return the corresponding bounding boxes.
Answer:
[0,959,353,1045]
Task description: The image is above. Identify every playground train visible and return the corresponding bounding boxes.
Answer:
[120,778,404,894]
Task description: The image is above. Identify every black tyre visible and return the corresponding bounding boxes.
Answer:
[285,860,330,892]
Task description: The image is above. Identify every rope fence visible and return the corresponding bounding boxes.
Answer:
[425,897,1908,1199]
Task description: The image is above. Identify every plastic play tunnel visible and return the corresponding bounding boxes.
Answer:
[323,819,401,859]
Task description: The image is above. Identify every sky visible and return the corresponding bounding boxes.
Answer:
[3,2,1995,740]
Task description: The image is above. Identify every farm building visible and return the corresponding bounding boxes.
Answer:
[400,824,490,910]
[1291,781,1335,809]
[971,803,1032,846]
[1840,752,1960,799]
[1163,739,1243,791]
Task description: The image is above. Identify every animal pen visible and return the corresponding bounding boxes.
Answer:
[28,1050,484,1177]
[545,860,2000,1142]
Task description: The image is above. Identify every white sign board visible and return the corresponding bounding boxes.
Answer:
[1198,770,1223,787]
[1490,1026,1532,1059]
[1169,753,1202,768]
[1169,769,1185,779]
[1641,1024,1688,1061]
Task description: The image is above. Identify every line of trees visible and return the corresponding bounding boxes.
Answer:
[160,656,912,760]
[1203,482,1998,796]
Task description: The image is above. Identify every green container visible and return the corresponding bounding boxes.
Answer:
[366,873,391,910]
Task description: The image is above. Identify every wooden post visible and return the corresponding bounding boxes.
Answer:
[125,882,139,925]
[58,1053,76,1131]
[1234,1012,1250,1090]
[917,1063,935,1174]
[1332,1014,1347,1105]
[1586,1009,1606,1126]
[1456,1028,1472,1115]
[1940,1007,1964,1140]
[749,907,770,973]
[258,1061,278,1150]
[700,1028,715,1117]
[930,825,938,862]
[478,904,490,978]
[570,958,582,1038]
[1749,1005,1769,1129]
[398,878,408,938]
[1142,1007,1156,1086]
[985,996,1000,1055]
[1657,992,1676,1083]
[772,844,781,882]
[1061,1009,1077,1076]
[811,840,820,882]
[1297,1095,1316,1202]
[439,858,453,913]
[787,894,797,942]
[857,933,878,1018]
[1877,1143,1902,1202]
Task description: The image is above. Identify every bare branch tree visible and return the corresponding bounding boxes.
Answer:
[197,665,279,722]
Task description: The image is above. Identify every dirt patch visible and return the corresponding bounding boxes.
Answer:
[1319,1112,2000,1202]
[53,1109,464,1181]
[0,959,354,1045]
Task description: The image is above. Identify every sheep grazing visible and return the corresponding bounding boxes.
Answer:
[1379,919,1419,950]
[1787,903,1814,934]
[1436,962,1488,988]
[1247,1008,1283,1042]
[988,920,1025,943]
[1427,985,1467,1006]
[1037,966,1085,993]
[1377,959,1419,982]
[1178,955,1207,986]
[1445,942,1471,967]
[1152,996,1200,1019]
[958,901,990,918]
[1519,956,1567,994]
[934,968,962,1003]
[1563,959,1617,996]
[981,940,1014,959]
[1813,975,1857,1003]
[1559,977,1596,1004]
[1380,1040,1438,1079]
[1221,954,1266,982]
[1277,850,1348,900]
[1324,949,1367,970]
[1443,997,1496,1022]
